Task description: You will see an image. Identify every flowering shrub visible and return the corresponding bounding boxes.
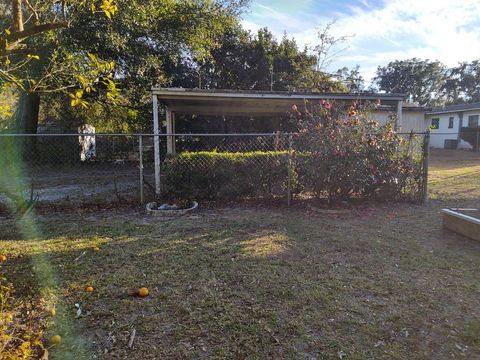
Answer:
[294,100,422,205]
[161,101,423,204]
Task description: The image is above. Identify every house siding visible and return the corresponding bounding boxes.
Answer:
[425,109,480,148]
[369,110,426,133]
[425,113,459,148]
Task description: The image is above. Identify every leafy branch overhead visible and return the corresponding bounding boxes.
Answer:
[1,0,118,57]
[0,0,119,108]
[69,53,120,108]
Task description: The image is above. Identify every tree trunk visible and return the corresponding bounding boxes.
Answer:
[12,0,24,32]
[15,92,40,160]
[16,92,40,134]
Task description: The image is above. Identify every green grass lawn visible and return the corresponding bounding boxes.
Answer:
[429,149,480,201]
[1,150,480,359]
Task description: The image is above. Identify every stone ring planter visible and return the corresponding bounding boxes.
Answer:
[146,201,198,216]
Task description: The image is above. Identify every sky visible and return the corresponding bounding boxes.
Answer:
[241,0,480,84]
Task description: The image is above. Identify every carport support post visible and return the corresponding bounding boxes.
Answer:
[476,128,479,152]
[138,135,144,204]
[422,130,430,203]
[153,94,161,196]
[395,100,403,131]
[287,133,293,207]
[166,109,175,154]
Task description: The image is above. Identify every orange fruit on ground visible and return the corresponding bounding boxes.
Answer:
[0,255,7,262]
[48,308,56,316]
[86,286,94,293]
[138,287,149,297]
[51,335,61,344]
[93,246,100,252]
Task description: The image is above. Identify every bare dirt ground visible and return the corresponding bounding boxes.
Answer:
[0,164,154,205]
[0,150,479,359]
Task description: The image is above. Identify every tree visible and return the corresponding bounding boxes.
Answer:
[1,0,120,133]
[197,27,345,92]
[443,60,480,104]
[57,0,246,131]
[312,21,351,72]
[374,58,446,106]
[1,0,245,133]
[335,65,364,92]
[1,0,119,85]
[169,26,346,134]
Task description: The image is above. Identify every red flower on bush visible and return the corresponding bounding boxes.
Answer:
[320,99,331,109]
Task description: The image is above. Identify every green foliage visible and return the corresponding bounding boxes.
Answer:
[0,0,124,134]
[444,60,480,104]
[369,57,480,106]
[2,1,349,133]
[0,84,17,130]
[45,0,245,130]
[374,58,446,106]
[40,91,139,133]
[197,27,345,93]
[163,104,423,204]
[162,151,293,200]
[1,0,120,89]
[67,52,119,108]
[335,65,365,92]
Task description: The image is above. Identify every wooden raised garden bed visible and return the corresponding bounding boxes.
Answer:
[442,208,480,241]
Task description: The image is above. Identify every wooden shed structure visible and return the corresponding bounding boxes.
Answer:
[151,88,406,194]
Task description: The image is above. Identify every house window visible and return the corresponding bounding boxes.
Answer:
[468,115,479,127]
[431,118,440,129]
[448,117,454,129]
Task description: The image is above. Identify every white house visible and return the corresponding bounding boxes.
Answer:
[425,102,480,149]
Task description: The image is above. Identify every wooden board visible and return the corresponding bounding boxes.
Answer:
[442,209,480,241]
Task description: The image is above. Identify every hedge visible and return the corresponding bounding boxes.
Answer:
[162,146,422,203]
[162,151,292,200]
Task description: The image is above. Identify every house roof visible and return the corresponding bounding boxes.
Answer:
[151,88,406,115]
[377,104,426,112]
[426,102,480,115]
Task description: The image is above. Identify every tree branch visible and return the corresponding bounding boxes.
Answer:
[0,47,29,58]
[5,22,69,44]
[24,0,40,23]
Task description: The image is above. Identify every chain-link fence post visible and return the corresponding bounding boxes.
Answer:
[287,133,293,207]
[422,130,430,203]
[476,128,479,152]
[138,135,144,204]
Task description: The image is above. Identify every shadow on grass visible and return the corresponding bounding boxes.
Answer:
[2,207,480,359]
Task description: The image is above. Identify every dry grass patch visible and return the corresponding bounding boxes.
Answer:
[1,204,480,359]
[429,149,480,201]
[0,149,479,359]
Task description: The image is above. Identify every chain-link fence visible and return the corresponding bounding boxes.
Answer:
[0,134,142,207]
[0,132,429,208]
[429,128,480,151]
[153,134,291,203]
